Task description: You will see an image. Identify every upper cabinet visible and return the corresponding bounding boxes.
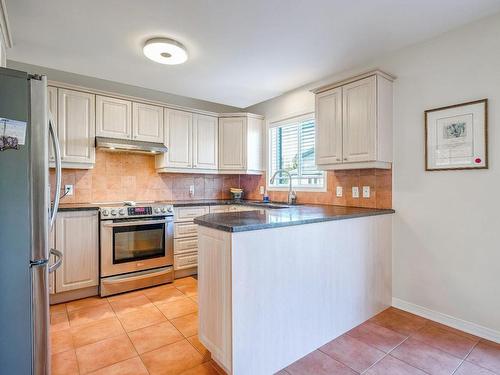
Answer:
[156,110,218,173]
[218,114,264,174]
[314,70,394,170]
[96,96,131,140]
[56,88,96,169]
[193,114,218,170]
[96,95,164,144]
[133,102,164,142]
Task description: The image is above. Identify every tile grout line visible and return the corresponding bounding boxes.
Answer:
[449,339,480,375]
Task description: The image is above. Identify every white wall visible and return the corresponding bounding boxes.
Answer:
[247,12,500,336]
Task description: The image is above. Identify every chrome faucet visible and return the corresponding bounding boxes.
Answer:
[270,170,297,205]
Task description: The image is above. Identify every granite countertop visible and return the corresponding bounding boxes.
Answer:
[193,205,395,232]
[57,199,246,211]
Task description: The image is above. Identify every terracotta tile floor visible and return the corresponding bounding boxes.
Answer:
[51,278,500,375]
[50,277,225,375]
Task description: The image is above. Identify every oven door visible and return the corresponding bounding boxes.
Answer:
[100,217,174,277]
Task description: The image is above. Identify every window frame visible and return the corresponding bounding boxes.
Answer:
[266,112,326,192]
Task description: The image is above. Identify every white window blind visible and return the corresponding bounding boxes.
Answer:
[269,115,324,189]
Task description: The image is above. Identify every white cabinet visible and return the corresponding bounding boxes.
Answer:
[173,206,210,277]
[57,89,96,168]
[96,95,164,143]
[96,95,132,140]
[342,76,377,163]
[55,211,99,293]
[133,102,164,142]
[156,110,219,173]
[218,114,264,174]
[314,71,393,170]
[316,87,342,165]
[162,109,193,169]
[193,114,218,170]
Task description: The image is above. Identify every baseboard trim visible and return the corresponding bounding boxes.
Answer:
[392,298,500,343]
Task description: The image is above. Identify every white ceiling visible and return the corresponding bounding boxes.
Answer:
[6,0,500,108]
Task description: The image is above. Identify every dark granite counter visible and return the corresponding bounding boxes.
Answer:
[58,203,101,212]
[58,199,242,212]
[193,205,395,232]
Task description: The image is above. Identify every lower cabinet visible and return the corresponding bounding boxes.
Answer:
[173,206,209,277]
[50,210,99,295]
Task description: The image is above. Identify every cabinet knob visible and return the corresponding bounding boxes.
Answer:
[344,158,348,161]
[336,158,341,161]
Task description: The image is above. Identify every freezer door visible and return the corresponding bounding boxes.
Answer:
[32,263,50,375]
[0,67,33,374]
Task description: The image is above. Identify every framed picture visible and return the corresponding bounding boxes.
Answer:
[425,99,488,171]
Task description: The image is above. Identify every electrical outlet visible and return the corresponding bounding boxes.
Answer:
[64,184,74,196]
[189,185,195,197]
[336,186,343,197]
[362,186,371,198]
[259,186,265,195]
[352,186,359,198]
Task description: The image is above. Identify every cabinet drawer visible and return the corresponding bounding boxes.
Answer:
[174,222,198,238]
[174,252,198,270]
[174,238,198,255]
[174,206,209,221]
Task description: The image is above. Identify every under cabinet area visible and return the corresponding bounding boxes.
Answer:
[49,210,99,303]
[314,70,394,170]
[218,114,264,174]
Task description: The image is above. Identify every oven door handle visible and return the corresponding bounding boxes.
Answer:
[102,219,170,227]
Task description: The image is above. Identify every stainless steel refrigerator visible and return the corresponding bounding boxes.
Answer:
[0,67,63,374]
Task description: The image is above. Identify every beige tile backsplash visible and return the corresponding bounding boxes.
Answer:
[52,150,392,209]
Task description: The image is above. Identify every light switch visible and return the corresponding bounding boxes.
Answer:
[189,185,195,197]
[352,186,359,198]
[336,186,343,197]
[259,186,265,195]
[362,186,371,198]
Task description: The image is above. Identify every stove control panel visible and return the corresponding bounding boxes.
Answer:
[128,206,152,216]
[100,204,173,219]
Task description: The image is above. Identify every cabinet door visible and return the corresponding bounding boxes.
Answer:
[58,89,96,165]
[219,117,246,170]
[55,211,99,293]
[48,86,58,162]
[133,102,164,143]
[96,95,132,140]
[165,109,193,168]
[316,87,343,165]
[193,114,218,170]
[342,76,377,163]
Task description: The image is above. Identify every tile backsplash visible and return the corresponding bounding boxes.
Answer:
[240,169,392,209]
[52,150,392,209]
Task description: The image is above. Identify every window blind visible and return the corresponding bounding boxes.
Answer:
[269,116,324,189]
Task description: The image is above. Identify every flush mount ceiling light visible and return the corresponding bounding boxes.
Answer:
[143,38,188,65]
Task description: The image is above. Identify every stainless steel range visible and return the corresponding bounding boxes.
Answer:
[99,202,174,296]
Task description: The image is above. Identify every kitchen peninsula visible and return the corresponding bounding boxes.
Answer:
[194,205,394,375]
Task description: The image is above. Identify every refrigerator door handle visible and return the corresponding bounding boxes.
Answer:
[48,248,63,273]
[49,112,62,230]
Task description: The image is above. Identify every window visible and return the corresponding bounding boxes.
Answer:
[268,114,325,190]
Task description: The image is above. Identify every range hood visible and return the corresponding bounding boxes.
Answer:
[96,136,168,154]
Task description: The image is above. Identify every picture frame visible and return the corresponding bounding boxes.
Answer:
[425,99,488,171]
